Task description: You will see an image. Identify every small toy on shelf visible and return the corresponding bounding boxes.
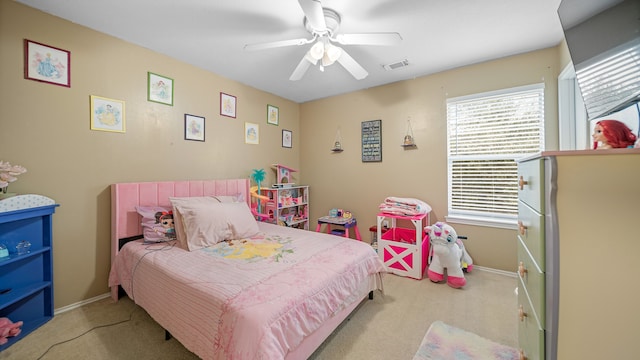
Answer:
[272,164,297,187]
[250,168,273,222]
[425,222,473,288]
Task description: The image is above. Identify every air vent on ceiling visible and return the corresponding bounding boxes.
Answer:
[383,59,409,71]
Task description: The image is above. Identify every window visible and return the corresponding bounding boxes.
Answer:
[558,64,589,150]
[446,84,545,228]
[576,39,640,120]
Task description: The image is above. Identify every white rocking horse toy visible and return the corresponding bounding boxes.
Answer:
[425,222,473,288]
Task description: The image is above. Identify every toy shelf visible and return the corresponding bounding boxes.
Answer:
[0,203,59,351]
[377,212,429,279]
[252,185,309,230]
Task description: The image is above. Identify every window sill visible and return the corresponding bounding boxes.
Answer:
[444,214,518,230]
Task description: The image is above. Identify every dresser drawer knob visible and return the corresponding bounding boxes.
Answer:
[518,261,528,277]
[518,304,527,322]
[519,349,527,360]
[519,176,529,190]
[518,221,527,235]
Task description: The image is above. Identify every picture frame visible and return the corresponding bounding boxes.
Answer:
[24,39,70,87]
[267,104,279,126]
[147,72,174,106]
[90,95,125,133]
[244,122,259,145]
[282,129,292,148]
[184,114,205,142]
[362,119,382,162]
[220,92,237,118]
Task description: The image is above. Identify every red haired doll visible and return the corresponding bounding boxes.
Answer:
[592,120,637,149]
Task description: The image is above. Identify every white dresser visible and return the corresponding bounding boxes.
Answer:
[516,156,553,360]
[517,150,640,360]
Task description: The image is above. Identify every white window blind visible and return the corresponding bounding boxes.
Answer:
[446,84,544,226]
[576,39,640,120]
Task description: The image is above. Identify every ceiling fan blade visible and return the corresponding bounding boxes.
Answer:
[334,33,402,46]
[289,56,313,81]
[244,38,313,51]
[336,49,368,80]
[298,0,326,31]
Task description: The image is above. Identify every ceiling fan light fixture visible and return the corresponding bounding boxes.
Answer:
[255,0,400,82]
[321,53,334,67]
[309,41,325,60]
[325,43,342,62]
[304,51,319,65]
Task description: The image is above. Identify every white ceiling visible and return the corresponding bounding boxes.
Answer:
[17,0,571,103]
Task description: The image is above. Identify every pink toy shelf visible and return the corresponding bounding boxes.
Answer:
[377,212,429,279]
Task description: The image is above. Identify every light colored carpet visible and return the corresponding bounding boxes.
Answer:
[0,269,517,360]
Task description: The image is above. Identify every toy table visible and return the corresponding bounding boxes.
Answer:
[316,216,362,241]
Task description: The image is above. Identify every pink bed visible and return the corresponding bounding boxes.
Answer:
[108,180,384,359]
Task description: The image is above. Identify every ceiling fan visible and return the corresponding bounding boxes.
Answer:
[244,0,402,81]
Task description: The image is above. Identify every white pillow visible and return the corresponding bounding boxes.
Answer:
[169,197,221,250]
[223,202,260,239]
[169,197,259,251]
[171,199,232,251]
[211,194,242,203]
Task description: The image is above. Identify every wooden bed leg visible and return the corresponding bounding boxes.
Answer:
[165,330,172,341]
[369,291,374,300]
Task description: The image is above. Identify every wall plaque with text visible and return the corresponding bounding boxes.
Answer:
[361,119,382,162]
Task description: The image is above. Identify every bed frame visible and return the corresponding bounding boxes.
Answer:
[110,179,371,359]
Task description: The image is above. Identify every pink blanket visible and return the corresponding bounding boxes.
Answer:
[109,222,384,359]
[379,196,432,216]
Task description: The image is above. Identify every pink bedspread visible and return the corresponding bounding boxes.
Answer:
[109,222,384,359]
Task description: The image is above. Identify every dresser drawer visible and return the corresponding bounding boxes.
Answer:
[517,200,545,270]
[517,159,544,213]
[517,238,545,328]
[518,283,544,360]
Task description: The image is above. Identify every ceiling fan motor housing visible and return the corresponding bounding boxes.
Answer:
[304,8,341,36]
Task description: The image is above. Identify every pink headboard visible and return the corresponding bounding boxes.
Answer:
[110,179,250,300]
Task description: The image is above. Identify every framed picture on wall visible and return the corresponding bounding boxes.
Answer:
[220,92,237,118]
[245,122,259,144]
[24,39,71,87]
[147,72,174,105]
[282,129,292,148]
[184,114,205,142]
[267,104,279,125]
[362,119,382,162]
[90,95,125,133]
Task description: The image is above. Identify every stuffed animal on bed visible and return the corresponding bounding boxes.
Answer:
[425,222,473,288]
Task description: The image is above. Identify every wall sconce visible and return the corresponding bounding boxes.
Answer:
[401,117,417,149]
[332,128,343,152]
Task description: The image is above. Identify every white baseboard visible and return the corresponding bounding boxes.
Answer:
[473,265,517,278]
[54,292,111,315]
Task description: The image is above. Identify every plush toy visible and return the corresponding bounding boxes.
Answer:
[425,222,473,288]
[0,317,23,345]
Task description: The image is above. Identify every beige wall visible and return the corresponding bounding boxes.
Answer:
[1,1,300,308]
[300,47,562,273]
[2,0,566,308]
[558,38,573,71]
